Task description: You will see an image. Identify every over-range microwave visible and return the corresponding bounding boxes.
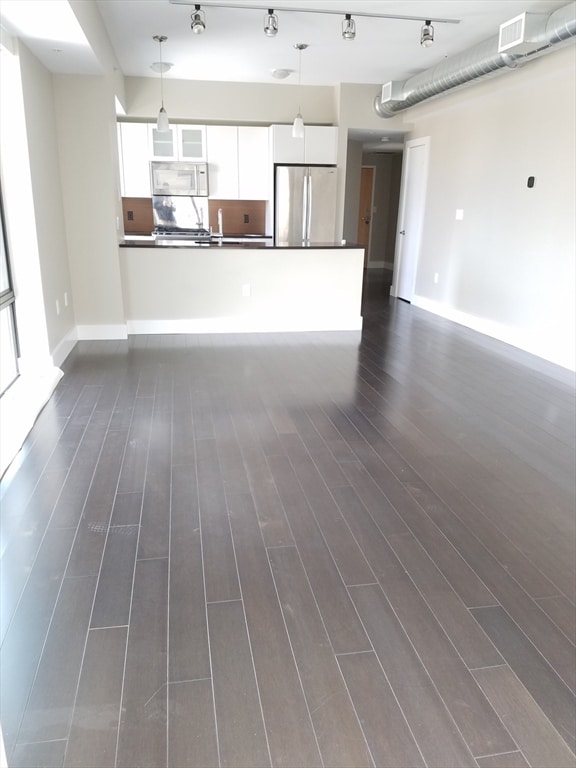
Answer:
[150,161,209,197]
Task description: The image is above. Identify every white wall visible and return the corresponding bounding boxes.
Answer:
[342,139,362,244]
[125,77,337,126]
[18,44,76,355]
[402,46,575,370]
[53,74,126,338]
[120,246,364,333]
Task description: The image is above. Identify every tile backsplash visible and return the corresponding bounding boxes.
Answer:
[208,200,267,235]
[122,197,154,235]
[121,197,268,237]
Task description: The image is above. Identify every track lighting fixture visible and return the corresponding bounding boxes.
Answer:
[264,8,278,37]
[153,35,170,132]
[292,43,307,139]
[421,20,434,47]
[191,4,206,34]
[342,14,356,41]
[171,1,457,43]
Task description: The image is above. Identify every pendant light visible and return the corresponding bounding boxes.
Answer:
[153,35,170,132]
[292,43,307,139]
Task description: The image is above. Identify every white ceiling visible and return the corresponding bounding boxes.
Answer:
[96,0,567,85]
[0,0,567,85]
[0,0,568,151]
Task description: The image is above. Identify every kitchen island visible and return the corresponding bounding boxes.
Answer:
[119,239,364,334]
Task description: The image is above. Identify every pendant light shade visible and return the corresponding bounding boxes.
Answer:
[292,113,304,138]
[157,107,169,132]
[292,43,307,139]
[153,35,170,132]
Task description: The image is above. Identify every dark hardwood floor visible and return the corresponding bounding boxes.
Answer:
[1,269,575,768]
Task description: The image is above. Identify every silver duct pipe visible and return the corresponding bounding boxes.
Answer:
[374,2,576,118]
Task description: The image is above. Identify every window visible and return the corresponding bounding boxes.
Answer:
[0,183,19,395]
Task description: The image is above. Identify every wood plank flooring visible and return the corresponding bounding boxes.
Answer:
[1,270,575,768]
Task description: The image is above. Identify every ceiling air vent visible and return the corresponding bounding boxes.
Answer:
[381,81,403,103]
[498,12,547,53]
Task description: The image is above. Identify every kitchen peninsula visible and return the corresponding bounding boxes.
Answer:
[119,239,364,334]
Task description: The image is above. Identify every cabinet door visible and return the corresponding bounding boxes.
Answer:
[270,124,305,164]
[119,123,152,197]
[304,126,338,165]
[206,126,239,199]
[238,126,269,200]
[148,125,177,159]
[177,125,206,160]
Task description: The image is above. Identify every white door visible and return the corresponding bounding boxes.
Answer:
[392,137,430,301]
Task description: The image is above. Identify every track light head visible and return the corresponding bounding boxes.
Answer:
[421,20,434,47]
[191,5,206,34]
[264,9,278,37]
[342,13,356,41]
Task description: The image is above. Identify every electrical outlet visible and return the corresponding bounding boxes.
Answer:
[242,283,251,297]
[243,214,249,224]
[455,209,464,220]
[434,272,439,284]
[56,299,60,315]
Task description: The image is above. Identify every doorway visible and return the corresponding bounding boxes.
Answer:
[392,137,430,301]
[357,166,374,267]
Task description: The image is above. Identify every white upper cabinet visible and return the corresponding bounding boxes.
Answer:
[270,124,304,163]
[304,125,338,165]
[207,125,269,200]
[178,126,207,160]
[118,122,152,197]
[118,121,271,200]
[206,126,239,199]
[238,127,269,200]
[270,124,338,165]
[149,125,177,159]
[148,124,206,160]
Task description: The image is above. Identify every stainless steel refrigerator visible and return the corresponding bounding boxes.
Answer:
[274,165,338,244]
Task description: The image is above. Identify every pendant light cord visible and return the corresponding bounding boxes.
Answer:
[297,45,301,114]
[159,40,165,109]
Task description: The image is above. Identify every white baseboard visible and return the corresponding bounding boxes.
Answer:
[367,261,394,270]
[412,295,576,372]
[0,364,63,479]
[76,324,128,340]
[51,328,78,367]
[127,316,363,334]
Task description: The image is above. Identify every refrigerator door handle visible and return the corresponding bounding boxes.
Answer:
[306,172,312,242]
[302,172,308,241]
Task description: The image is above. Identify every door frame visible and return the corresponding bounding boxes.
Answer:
[357,165,376,267]
[391,136,430,300]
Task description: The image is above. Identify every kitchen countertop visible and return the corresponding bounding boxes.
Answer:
[119,236,361,249]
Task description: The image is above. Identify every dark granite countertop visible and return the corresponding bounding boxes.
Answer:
[120,237,362,249]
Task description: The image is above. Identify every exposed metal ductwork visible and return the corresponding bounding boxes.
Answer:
[374,2,576,118]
